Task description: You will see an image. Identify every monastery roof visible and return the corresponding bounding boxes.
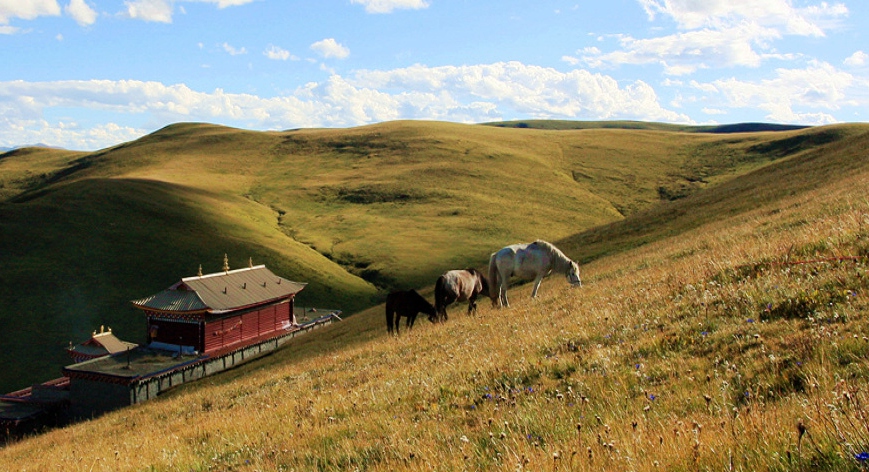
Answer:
[131,264,306,314]
[69,329,138,358]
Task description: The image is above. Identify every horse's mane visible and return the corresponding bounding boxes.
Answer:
[533,240,574,273]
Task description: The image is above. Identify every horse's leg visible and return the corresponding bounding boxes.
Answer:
[531,274,545,298]
[468,293,478,316]
[498,270,510,307]
[387,308,394,335]
[408,313,417,330]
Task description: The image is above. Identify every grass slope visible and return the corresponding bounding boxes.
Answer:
[1,124,867,470]
[0,120,854,393]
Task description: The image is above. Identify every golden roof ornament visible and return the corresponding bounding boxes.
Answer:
[198,264,203,277]
[249,257,253,268]
[223,254,230,273]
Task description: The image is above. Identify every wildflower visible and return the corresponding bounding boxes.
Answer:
[855,452,869,461]
[747,318,755,323]
[648,394,657,401]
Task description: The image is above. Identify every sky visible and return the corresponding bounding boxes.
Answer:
[1,0,867,151]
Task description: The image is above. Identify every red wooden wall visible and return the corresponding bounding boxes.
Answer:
[146,299,294,354]
[202,300,293,353]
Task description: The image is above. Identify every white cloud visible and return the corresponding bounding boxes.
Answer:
[311,38,350,59]
[209,0,256,7]
[637,0,847,36]
[65,0,97,26]
[0,0,60,23]
[221,42,247,56]
[693,61,863,124]
[0,25,19,34]
[350,0,429,14]
[124,0,173,23]
[264,45,297,61]
[122,0,254,23]
[582,22,782,74]
[844,51,867,67]
[588,1,849,74]
[0,62,691,150]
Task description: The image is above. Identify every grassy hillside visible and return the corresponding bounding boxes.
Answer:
[1,123,867,470]
[0,120,857,394]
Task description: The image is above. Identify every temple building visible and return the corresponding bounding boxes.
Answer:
[67,326,138,363]
[130,256,307,355]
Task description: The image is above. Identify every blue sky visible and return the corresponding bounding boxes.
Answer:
[1,0,867,150]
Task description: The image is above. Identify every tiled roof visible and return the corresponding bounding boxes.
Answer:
[91,331,138,354]
[131,290,208,313]
[131,265,306,314]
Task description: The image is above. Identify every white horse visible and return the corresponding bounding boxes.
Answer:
[488,240,582,307]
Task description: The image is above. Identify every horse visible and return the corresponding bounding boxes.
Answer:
[434,268,492,322]
[488,240,582,308]
[385,289,437,335]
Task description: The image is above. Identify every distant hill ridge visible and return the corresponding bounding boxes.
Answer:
[483,119,810,133]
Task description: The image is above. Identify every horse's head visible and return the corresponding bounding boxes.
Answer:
[424,301,438,323]
[567,261,582,287]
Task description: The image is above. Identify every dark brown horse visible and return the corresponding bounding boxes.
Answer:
[385,289,437,335]
[434,268,492,322]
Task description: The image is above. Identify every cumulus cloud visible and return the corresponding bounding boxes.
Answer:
[844,51,867,67]
[0,62,692,150]
[124,0,173,23]
[221,42,247,56]
[692,61,863,124]
[65,0,97,26]
[311,38,350,59]
[0,0,60,24]
[581,23,781,75]
[638,0,847,35]
[350,0,429,14]
[122,0,254,23]
[587,1,849,72]
[264,45,297,61]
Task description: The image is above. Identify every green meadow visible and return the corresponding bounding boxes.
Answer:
[1,120,868,470]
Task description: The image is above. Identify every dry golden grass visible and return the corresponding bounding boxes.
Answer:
[2,127,868,471]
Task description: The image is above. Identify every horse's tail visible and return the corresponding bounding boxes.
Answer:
[434,275,446,319]
[488,252,499,301]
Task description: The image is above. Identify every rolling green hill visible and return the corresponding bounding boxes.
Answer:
[0,120,862,394]
[1,120,867,470]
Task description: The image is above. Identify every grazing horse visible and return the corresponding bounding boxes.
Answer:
[385,289,437,335]
[434,268,492,322]
[488,240,582,308]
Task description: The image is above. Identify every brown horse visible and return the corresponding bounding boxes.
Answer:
[385,289,437,335]
[434,268,492,322]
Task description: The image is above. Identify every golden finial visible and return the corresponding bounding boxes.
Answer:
[223,254,230,273]
[198,264,203,277]
[249,257,253,268]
